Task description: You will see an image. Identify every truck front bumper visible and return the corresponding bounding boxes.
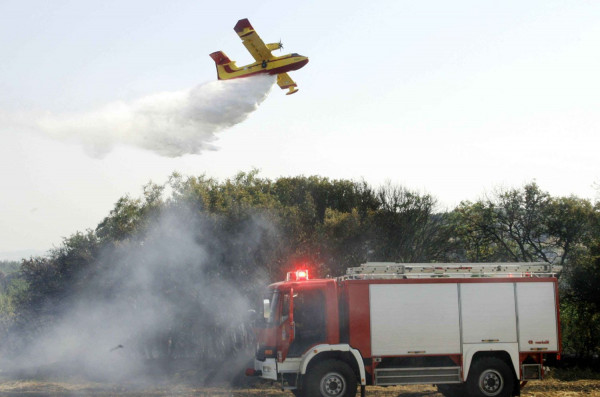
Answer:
[247,358,277,381]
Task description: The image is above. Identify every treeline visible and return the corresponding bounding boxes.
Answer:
[0,171,599,370]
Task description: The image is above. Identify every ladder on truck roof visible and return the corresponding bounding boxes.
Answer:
[344,262,561,279]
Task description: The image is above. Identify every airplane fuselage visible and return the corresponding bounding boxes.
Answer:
[217,53,308,80]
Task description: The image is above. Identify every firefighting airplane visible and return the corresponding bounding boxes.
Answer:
[209,19,309,95]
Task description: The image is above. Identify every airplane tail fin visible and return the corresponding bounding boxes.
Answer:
[209,51,231,65]
[209,51,235,80]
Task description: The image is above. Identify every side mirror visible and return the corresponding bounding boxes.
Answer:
[263,299,271,320]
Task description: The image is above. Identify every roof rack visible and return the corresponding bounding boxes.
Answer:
[344,262,561,280]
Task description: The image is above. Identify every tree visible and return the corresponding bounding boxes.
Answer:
[368,184,456,262]
[452,182,592,265]
[320,208,368,276]
[546,196,595,266]
[560,233,600,357]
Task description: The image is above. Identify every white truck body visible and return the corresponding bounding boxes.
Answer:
[370,281,558,357]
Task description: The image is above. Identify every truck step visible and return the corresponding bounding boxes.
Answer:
[374,366,461,386]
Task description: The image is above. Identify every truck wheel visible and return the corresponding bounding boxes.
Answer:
[304,359,357,397]
[466,357,515,397]
[437,384,466,397]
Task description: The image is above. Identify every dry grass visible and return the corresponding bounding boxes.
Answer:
[0,379,600,397]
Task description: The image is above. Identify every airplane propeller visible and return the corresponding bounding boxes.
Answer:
[278,39,284,51]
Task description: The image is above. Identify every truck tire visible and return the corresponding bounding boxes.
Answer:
[437,384,466,397]
[466,357,515,397]
[303,359,357,397]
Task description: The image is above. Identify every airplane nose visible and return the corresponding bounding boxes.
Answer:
[288,57,308,71]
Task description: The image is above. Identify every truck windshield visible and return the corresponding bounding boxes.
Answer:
[261,289,279,326]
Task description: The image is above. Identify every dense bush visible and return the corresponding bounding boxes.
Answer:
[0,172,598,370]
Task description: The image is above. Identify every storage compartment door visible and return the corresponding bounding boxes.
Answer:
[516,282,559,352]
[461,283,517,344]
[370,283,460,356]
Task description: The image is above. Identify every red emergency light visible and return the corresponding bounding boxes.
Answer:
[286,269,309,281]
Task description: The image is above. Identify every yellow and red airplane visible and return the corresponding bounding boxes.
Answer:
[210,19,308,95]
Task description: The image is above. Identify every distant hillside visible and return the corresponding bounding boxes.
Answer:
[0,260,20,274]
[0,249,48,262]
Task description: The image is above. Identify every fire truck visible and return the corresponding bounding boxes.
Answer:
[246,262,561,397]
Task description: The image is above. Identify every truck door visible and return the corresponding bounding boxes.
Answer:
[287,288,327,357]
[276,290,295,363]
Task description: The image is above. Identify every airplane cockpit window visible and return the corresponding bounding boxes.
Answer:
[291,53,299,57]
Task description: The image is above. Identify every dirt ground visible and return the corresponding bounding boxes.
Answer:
[0,379,599,397]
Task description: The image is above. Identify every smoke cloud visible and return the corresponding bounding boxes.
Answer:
[3,203,276,384]
[35,75,275,157]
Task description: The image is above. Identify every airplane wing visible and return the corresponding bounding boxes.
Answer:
[277,73,299,95]
[234,19,273,62]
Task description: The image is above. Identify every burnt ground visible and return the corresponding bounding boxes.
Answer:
[0,379,599,396]
[1,359,599,396]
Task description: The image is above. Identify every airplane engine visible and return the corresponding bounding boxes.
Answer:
[266,42,283,51]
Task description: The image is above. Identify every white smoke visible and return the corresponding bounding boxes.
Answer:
[3,203,274,384]
[36,75,275,157]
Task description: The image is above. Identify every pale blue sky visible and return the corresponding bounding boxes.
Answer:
[1,0,599,255]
